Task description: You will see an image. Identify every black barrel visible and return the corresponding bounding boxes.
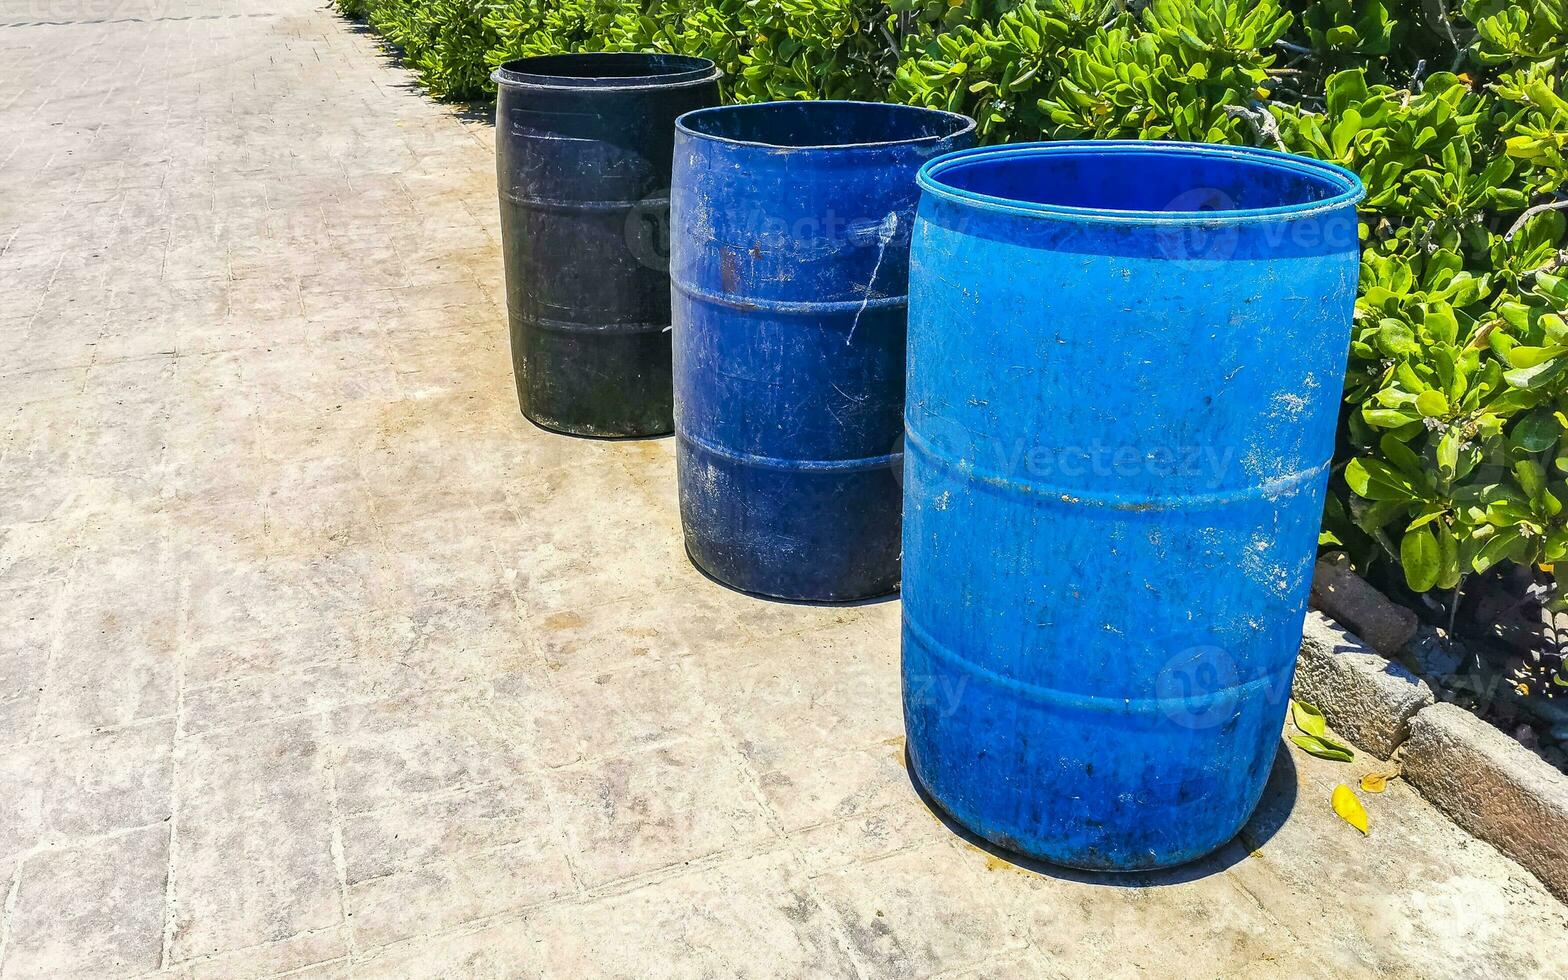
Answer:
[493,54,721,437]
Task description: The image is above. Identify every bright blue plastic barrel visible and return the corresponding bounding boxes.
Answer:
[671,102,975,601]
[902,141,1365,869]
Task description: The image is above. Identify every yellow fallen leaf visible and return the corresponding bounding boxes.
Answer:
[1333,784,1370,835]
[1360,772,1389,793]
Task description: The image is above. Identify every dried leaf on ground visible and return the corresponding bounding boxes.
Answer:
[1360,770,1398,793]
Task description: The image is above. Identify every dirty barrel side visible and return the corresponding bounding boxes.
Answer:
[670,101,975,601]
[494,54,719,437]
[902,142,1365,869]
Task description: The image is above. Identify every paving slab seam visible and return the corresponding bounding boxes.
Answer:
[13,711,178,754]
[835,843,1033,974]
[458,692,591,905]
[346,907,531,973]
[4,818,170,871]
[160,580,191,973]
[162,924,349,978]
[156,780,181,973]
[177,687,397,741]
[552,800,788,902]
[21,534,89,747]
[274,956,350,979]
[345,886,564,965]
[792,816,933,881]
[335,839,828,972]
[682,657,879,980]
[1215,862,1320,959]
[0,862,19,975]
[314,710,357,962]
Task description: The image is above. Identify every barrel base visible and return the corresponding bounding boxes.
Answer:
[676,435,902,603]
[906,745,1251,874]
[682,540,898,604]
[518,407,673,441]
[509,321,675,440]
[901,619,1283,872]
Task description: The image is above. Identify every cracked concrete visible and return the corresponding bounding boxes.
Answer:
[1,0,1566,976]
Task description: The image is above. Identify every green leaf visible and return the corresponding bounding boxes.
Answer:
[1325,69,1369,117]
[1543,314,1567,344]
[1415,390,1449,418]
[1375,319,1418,357]
[1290,733,1355,762]
[1424,306,1459,345]
[1325,24,1358,48]
[1379,434,1424,477]
[1290,699,1327,737]
[1505,358,1567,390]
[1507,346,1566,370]
[1346,458,1422,502]
[1512,411,1562,453]
[1331,108,1362,158]
[1436,524,1462,590]
[1401,524,1441,593]
[1516,460,1547,502]
[1472,527,1525,573]
[1363,407,1422,429]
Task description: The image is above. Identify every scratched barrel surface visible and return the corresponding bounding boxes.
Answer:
[902,141,1365,869]
[671,102,975,601]
[493,54,719,437]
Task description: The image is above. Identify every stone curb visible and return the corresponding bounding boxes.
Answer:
[1401,702,1568,903]
[1293,611,1434,759]
[1295,610,1568,906]
[1309,558,1418,656]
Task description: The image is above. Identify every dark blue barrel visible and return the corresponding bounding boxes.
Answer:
[902,141,1365,869]
[670,102,975,601]
[493,54,720,437]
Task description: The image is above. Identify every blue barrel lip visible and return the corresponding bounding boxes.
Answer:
[492,52,721,91]
[917,140,1366,225]
[676,100,977,152]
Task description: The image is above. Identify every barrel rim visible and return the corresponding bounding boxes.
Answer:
[491,52,720,91]
[675,100,977,151]
[916,140,1366,224]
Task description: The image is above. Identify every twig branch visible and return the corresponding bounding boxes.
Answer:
[1224,103,1285,149]
[1504,195,1568,241]
[878,22,899,59]
[1522,249,1568,282]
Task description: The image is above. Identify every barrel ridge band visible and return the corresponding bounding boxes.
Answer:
[917,140,1367,226]
[492,65,722,93]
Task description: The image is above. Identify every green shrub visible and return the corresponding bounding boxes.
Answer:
[340,0,1568,673]
[361,0,498,100]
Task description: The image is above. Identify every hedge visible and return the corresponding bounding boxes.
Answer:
[338,0,1568,686]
